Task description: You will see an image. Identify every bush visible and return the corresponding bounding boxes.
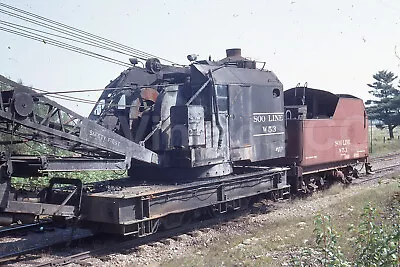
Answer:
[353,205,399,266]
[291,202,400,267]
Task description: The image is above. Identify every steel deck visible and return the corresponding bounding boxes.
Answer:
[76,167,289,235]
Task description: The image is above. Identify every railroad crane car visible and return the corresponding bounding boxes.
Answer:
[89,48,286,179]
[0,49,370,235]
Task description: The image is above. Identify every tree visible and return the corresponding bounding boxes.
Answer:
[366,70,400,139]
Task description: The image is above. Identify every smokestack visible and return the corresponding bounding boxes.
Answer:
[226,48,241,57]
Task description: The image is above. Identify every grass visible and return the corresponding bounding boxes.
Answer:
[369,126,400,156]
[318,180,399,261]
[11,170,124,189]
[161,176,400,267]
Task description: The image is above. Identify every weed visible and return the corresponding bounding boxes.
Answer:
[291,201,400,267]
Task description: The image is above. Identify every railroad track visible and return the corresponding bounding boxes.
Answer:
[2,210,246,267]
[32,213,247,267]
[353,162,400,186]
[370,151,400,161]
[0,220,53,238]
[0,226,94,265]
[2,157,400,267]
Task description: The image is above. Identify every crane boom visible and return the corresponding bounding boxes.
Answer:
[0,86,160,175]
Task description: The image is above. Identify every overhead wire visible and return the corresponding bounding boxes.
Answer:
[0,3,179,65]
[0,19,141,60]
[0,3,184,106]
[0,26,132,67]
[0,8,149,62]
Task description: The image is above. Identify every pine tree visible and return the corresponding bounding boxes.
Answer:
[366,70,400,139]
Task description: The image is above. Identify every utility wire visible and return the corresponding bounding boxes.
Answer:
[0,19,140,60]
[0,8,149,61]
[0,26,132,67]
[0,22,132,66]
[0,3,184,105]
[0,3,179,65]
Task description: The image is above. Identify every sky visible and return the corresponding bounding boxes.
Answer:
[1,0,400,116]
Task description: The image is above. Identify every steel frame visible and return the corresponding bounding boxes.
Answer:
[77,168,289,235]
[0,88,159,171]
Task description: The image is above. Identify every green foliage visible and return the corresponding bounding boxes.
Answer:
[366,70,400,139]
[0,75,73,156]
[367,70,398,99]
[0,135,70,157]
[314,215,349,267]
[291,214,350,267]
[352,204,400,267]
[12,170,123,189]
[291,201,400,267]
[52,170,124,183]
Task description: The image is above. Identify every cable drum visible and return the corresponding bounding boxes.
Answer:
[12,92,34,117]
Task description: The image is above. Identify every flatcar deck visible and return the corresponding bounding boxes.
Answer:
[75,167,289,235]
